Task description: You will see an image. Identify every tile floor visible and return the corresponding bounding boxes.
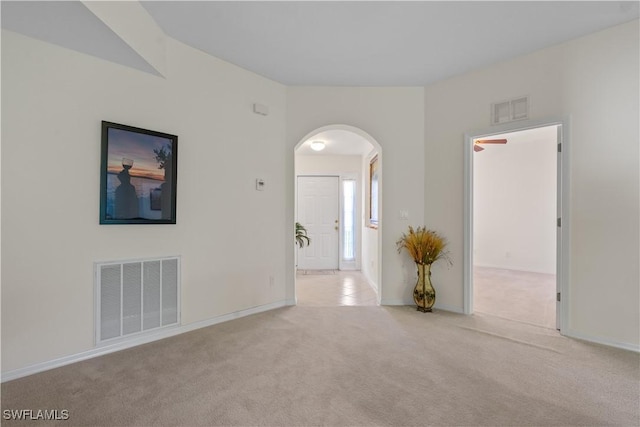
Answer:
[296,270,378,306]
[474,266,557,329]
[295,267,556,329]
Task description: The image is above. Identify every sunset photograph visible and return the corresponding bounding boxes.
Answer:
[100,121,177,224]
[106,127,171,181]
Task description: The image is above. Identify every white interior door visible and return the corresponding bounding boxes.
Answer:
[297,176,339,270]
[556,125,563,331]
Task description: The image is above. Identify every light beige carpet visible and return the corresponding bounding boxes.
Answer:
[2,306,638,426]
[474,266,556,329]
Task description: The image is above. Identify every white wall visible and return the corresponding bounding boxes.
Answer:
[361,151,379,289]
[1,30,287,373]
[295,154,362,176]
[2,18,637,378]
[425,20,639,348]
[474,126,557,274]
[561,20,639,347]
[286,87,425,306]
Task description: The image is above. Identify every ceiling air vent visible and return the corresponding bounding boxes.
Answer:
[491,96,529,125]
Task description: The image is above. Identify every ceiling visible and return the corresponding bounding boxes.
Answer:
[4,1,636,157]
[297,129,374,156]
[2,1,638,87]
[141,1,639,86]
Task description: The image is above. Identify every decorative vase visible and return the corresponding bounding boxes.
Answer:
[413,263,435,312]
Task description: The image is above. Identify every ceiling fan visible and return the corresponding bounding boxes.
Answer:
[473,138,507,152]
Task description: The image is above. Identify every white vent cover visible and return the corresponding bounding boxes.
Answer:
[95,256,180,344]
[491,96,529,125]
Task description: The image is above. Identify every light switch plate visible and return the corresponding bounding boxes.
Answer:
[256,179,265,191]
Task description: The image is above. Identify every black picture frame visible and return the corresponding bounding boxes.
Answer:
[100,121,178,224]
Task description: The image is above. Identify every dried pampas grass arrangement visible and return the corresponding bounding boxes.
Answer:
[396,226,451,266]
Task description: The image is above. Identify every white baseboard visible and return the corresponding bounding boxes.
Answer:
[1,300,288,383]
[364,277,379,295]
[564,328,640,353]
[473,263,555,276]
[379,298,409,306]
[433,303,465,314]
[379,298,464,314]
[7,300,634,384]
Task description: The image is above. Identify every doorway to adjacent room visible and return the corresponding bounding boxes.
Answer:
[465,123,567,330]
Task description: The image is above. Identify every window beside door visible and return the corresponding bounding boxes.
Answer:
[342,179,356,262]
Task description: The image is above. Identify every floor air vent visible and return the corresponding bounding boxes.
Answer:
[95,256,180,344]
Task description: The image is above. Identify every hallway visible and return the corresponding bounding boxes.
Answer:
[296,270,377,306]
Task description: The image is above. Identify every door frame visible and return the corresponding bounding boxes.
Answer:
[297,174,360,271]
[463,117,570,333]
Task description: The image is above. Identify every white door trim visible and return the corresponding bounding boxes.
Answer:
[296,173,362,270]
[463,117,571,333]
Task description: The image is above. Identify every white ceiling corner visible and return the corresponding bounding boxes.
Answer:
[82,1,167,77]
[1,1,160,76]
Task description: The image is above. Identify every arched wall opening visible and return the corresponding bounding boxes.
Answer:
[293,124,383,305]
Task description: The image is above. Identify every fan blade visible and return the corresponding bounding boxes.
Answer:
[476,138,507,145]
[474,145,484,152]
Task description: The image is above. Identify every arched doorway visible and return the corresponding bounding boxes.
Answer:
[293,125,383,305]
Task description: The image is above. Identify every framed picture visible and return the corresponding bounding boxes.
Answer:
[100,121,178,224]
[369,154,379,228]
